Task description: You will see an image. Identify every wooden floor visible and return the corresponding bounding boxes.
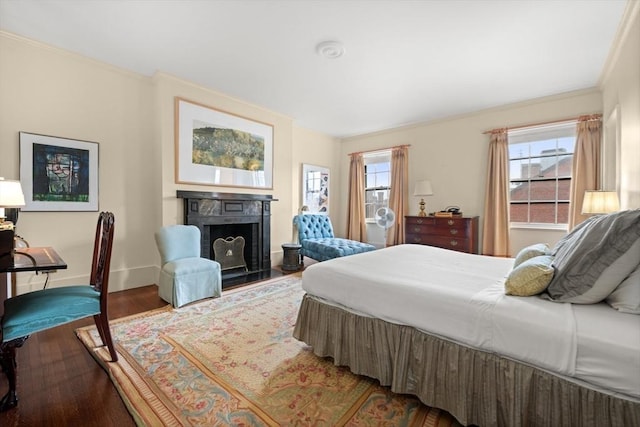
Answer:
[0,266,303,426]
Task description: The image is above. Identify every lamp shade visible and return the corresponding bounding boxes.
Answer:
[0,178,25,207]
[581,190,619,215]
[413,180,433,196]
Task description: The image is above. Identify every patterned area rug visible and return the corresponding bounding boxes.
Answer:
[77,275,461,426]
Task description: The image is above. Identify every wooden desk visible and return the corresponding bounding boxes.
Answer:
[0,247,67,316]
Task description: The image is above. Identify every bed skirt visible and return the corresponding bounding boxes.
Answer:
[292,294,640,427]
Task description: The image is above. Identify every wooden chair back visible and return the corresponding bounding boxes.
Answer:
[91,212,115,310]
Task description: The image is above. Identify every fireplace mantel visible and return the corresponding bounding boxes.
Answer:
[177,191,276,284]
[177,191,275,203]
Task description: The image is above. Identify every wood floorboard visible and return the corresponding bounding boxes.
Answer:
[0,284,166,427]
[0,263,308,426]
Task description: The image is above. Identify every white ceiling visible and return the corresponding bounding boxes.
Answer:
[0,0,628,138]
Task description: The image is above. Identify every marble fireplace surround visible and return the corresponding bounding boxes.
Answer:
[176,191,275,284]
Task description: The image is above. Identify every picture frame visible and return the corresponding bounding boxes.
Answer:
[175,97,274,189]
[301,163,329,214]
[19,132,99,212]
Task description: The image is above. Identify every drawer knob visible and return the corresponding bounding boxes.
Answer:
[450,229,458,235]
[416,219,424,224]
[450,240,458,246]
[414,237,422,242]
[448,219,454,226]
[413,227,421,233]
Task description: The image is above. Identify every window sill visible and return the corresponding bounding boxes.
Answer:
[510,223,568,231]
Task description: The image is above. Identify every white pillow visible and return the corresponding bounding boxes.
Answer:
[513,243,551,268]
[606,263,640,314]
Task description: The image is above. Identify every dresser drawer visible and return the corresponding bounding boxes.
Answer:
[406,222,471,238]
[405,215,479,254]
[406,234,473,252]
[406,216,470,228]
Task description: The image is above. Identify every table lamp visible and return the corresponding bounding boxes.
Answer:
[413,180,433,217]
[0,178,25,269]
[0,177,26,227]
[581,190,620,215]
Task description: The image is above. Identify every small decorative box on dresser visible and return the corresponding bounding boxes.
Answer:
[405,215,479,254]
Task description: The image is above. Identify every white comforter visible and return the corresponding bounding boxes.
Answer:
[301,244,640,399]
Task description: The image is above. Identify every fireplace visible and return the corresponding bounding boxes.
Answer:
[177,191,275,285]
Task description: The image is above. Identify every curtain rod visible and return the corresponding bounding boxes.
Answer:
[348,144,410,157]
[482,113,602,135]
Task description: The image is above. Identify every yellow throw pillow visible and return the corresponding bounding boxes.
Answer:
[505,255,555,296]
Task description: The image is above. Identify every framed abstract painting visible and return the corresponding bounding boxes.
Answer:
[19,132,99,212]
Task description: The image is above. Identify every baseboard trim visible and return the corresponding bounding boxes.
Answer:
[14,265,160,295]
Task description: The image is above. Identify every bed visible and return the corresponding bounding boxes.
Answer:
[293,210,640,427]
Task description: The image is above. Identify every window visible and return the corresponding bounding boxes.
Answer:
[364,152,391,220]
[508,123,575,226]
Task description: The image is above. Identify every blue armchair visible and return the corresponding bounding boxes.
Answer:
[293,214,376,261]
[155,225,222,307]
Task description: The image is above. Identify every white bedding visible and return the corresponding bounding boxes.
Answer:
[301,244,640,400]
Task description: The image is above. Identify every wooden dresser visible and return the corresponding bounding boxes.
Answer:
[405,215,479,254]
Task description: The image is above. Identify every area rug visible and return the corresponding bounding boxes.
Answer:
[77,275,461,426]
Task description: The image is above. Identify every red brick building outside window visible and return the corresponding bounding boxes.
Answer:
[508,125,575,226]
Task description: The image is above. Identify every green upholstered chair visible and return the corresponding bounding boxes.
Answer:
[0,212,117,412]
[155,225,222,308]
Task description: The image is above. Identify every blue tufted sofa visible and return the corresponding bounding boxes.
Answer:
[293,214,376,261]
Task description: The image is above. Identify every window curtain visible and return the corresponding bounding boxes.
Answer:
[346,153,367,241]
[387,146,408,246]
[482,129,510,257]
[568,115,602,230]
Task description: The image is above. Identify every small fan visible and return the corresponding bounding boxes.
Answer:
[375,207,396,230]
[376,208,396,233]
[375,207,396,246]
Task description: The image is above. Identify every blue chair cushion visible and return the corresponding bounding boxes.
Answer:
[301,238,376,262]
[162,257,218,276]
[158,256,222,308]
[3,286,100,342]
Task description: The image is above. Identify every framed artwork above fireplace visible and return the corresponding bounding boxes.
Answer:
[175,97,274,189]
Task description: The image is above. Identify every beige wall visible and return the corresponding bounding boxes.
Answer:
[0,32,340,294]
[338,90,603,255]
[335,3,639,255]
[153,73,297,267]
[289,126,341,244]
[1,2,637,292]
[0,32,160,294]
[601,0,640,209]
[153,76,341,266]
[292,125,341,217]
